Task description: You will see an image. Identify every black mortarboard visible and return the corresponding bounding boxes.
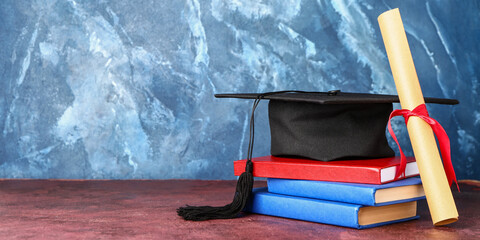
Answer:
[216,90,457,161]
[177,90,458,221]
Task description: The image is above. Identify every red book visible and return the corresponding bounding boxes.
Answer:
[234,155,419,184]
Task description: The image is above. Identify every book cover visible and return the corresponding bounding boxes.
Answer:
[234,155,418,184]
[245,188,419,229]
[267,177,425,206]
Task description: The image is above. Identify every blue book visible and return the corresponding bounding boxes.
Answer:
[267,177,425,206]
[245,188,419,229]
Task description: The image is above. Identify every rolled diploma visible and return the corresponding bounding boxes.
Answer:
[378,8,458,226]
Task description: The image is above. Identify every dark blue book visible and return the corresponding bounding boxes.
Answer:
[245,188,419,229]
[267,177,425,206]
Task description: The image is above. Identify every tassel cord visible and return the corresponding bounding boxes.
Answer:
[177,91,308,221]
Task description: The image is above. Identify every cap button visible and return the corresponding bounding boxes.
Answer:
[328,90,341,96]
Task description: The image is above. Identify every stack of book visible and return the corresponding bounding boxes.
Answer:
[234,155,426,229]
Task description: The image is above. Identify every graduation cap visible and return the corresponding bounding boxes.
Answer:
[177,90,458,221]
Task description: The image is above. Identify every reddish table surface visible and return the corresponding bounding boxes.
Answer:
[0,179,479,239]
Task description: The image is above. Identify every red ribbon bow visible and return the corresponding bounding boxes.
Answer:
[387,103,459,190]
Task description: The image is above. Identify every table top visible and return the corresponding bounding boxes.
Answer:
[0,179,479,239]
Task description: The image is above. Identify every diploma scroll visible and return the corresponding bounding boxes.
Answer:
[378,8,458,226]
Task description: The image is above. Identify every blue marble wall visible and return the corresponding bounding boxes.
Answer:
[0,0,478,180]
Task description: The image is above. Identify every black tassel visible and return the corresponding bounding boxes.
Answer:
[176,161,254,220]
[177,91,304,221]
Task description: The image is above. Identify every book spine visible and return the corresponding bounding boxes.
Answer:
[267,178,376,206]
[234,160,383,184]
[245,188,362,229]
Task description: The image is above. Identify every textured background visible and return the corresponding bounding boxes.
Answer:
[0,0,478,180]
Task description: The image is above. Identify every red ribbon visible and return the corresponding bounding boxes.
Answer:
[387,103,459,191]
